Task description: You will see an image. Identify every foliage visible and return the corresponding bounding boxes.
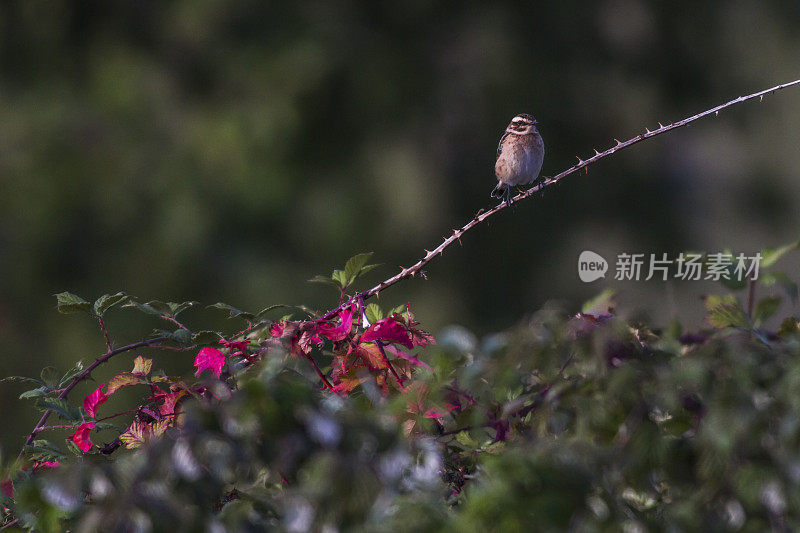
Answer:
[3,247,800,531]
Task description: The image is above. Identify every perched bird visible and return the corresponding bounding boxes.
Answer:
[492,113,545,208]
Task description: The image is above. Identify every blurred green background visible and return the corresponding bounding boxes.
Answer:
[1,1,799,454]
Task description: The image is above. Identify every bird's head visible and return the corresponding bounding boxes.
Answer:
[507,113,540,135]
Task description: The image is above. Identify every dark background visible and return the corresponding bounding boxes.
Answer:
[2,1,799,454]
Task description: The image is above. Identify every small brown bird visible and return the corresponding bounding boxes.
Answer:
[492,113,545,208]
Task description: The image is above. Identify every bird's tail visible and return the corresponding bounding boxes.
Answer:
[490,183,505,199]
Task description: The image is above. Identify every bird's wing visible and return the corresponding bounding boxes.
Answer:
[496,131,509,160]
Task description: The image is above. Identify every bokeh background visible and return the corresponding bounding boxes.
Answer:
[1,1,799,454]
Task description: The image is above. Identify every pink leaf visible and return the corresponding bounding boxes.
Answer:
[69,422,95,452]
[32,461,60,470]
[361,317,414,349]
[158,389,188,418]
[83,385,108,418]
[383,344,433,371]
[194,347,226,378]
[316,307,355,342]
[270,321,287,338]
[220,339,249,353]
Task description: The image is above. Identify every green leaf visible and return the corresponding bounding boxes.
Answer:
[93,292,128,315]
[1,375,46,386]
[364,303,384,324]
[344,252,372,281]
[455,431,478,449]
[192,330,223,346]
[308,275,340,288]
[753,296,781,324]
[36,397,82,422]
[209,302,255,320]
[170,328,193,345]
[25,439,66,462]
[20,386,51,400]
[760,241,799,268]
[124,300,168,316]
[255,304,315,320]
[40,366,60,388]
[704,294,749,329]
[168,301,198,316]
[582,288,616,315]
[759,272,798,303]
[332,270,348,289]
[54,292,91,314]
[778,317,799,336]
[59,360,85,387]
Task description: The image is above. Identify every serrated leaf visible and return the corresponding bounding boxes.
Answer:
[192,330,223,346]
[308,275,339,288]
[55,292,91,314]
[332,270,348,289]
[25,439,66,462]
[761,241,799,268]
[36,397,82,422]
[754,296,781,324]
[40,366,60,388]
[455,431,478,449]
[93,292,128,315]
[20,386,51,400]
[344,252,372,281]
[256,304,315,320]
[760,271,798,303]
[169,301,198,316]
[59,360,85,387]
[209,302,255,320]
[704,295,749,329]
[170,328,193,345]
[390,304,407,316]
[123,300,166,316]
[0,375,47,386]
[132,356,152,376]
[107,372,141,394]
[364,303,384,324]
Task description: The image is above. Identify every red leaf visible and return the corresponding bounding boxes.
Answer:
[354,343,388,370]
[316,307,355,342]
[382,344,433,371]
[361,317,414,349]
[158,389,188,418]
[270,321,287,338]
[69,422,95,452]
[194,347,226,378]
[423,407,448,422]
[83,385,108,418]
[220,339,249,353]
[32,461,60,470]
[290,330,323,357]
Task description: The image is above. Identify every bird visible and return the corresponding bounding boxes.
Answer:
[492,113,545,209]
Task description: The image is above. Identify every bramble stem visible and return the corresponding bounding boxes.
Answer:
[321,78,800,321]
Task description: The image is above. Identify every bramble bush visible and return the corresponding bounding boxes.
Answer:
[2,241,800,531]
[4,82,800,532]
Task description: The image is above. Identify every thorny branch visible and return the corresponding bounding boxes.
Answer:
[321,78,800,321]
[18,337,169,459]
